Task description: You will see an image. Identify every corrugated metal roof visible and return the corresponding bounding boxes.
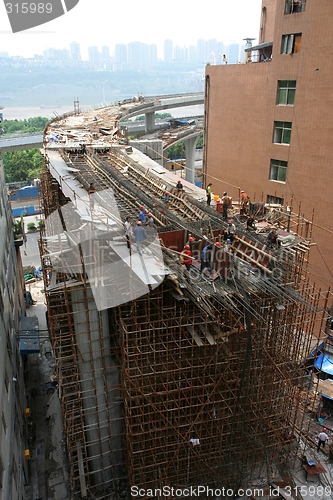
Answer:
[245,41,273,52]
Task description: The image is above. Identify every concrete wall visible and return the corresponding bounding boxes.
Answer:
[204,0,333,288]
[0,153,28,500]
[129,139,163,166]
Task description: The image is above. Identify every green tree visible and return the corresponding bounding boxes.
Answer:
[3,116,49,135]
[167,142,185,160]
[3,149,43,182]
[196,134,203,149]
[156,112,172,119]
[167,135,202,159]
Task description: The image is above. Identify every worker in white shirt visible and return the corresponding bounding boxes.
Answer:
[317,428,329,452]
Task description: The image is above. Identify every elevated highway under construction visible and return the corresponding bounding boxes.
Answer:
[39,102,332,499]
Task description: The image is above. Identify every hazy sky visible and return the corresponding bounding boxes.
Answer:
[0,0,263,59]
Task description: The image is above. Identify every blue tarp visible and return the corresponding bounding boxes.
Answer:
[10,185,40,200]
[19,316,40,354]
[12,205,41,217]
[314,353,333,375]
[34,266,43,279]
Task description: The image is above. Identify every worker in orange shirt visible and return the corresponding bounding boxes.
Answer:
[240,189,250,215]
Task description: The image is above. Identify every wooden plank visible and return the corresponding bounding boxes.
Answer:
[77,443,88,497]
[199,325,216,345]
[188,326,203,346]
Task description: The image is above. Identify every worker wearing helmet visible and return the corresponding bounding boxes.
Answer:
[317,428,329,452]
[134,221,147,255]
[138,206,147,224]
[176,180,183,192]
[240,189,250,215]
[181,244,192,271]
[185,235,195,247]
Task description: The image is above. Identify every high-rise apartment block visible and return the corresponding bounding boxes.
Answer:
[69,41,81,62]
[0,154,29,499]
[163,39,173,63]
[204,0,333,288]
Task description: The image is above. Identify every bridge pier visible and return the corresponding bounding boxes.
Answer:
[184,136,198,185]
[145,111,155,133]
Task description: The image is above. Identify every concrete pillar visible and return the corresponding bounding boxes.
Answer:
[184,136,198,185]
[145,111,155,133]
[72,287,124,489]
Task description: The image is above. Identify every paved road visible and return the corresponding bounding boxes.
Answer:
[22,219,70,500]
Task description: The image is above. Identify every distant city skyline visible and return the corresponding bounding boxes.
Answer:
[0,38,246,66]
[0,0,263,60]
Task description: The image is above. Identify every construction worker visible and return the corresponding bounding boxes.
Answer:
[124,216,133,250]
[187,235,199,247]
[221,192,230,220]
[138,206,147,224]
[224,220,236,241]
[133,221,147,255]
[164,191,170,203]
[206,183,212,206]
[200,244,212,275]
[87,182,96,195]
[267,229,280,248]
[240,189,250,215]
[146,212,155,228]
[176,180,183,191]
[246,213,256,231]
[317,428,329,452]
[181,245,192,271]
[87,182,96,209]
[214,241,222,262]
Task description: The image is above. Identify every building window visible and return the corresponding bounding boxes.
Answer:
[273,121,292,144]
[281,34,302,54]
[277,80,296,105]
[267,195,284,205]
[270,159,288,182]
[285,0,306,14]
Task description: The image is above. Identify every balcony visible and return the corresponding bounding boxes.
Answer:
[285,0,306,14]
[245,42,273,63]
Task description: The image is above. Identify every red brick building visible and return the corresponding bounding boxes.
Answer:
[204,0,333,288]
